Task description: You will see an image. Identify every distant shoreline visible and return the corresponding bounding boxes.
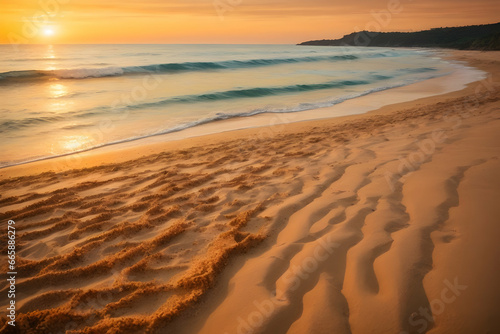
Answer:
[298,22,500,50]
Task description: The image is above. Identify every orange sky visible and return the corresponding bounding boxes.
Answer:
[1,0,499,44]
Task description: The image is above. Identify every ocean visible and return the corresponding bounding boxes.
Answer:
[0,44,482,167]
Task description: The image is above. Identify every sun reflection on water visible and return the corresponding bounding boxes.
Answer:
[49,83,68,98]
[60,135,94,152]
[47,82,74,112]
[44,45,57,70]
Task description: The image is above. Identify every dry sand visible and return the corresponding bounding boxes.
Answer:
[0,50,499,334]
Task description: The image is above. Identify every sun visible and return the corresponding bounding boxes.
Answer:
[43,27,55,36]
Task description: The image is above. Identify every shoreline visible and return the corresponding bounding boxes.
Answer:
[0,50,487,178]
[0,50,499,334]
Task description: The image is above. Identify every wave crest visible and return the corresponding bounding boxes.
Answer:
[0,54,361,82]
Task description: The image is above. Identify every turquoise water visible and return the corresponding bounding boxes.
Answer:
[0,44,456,167]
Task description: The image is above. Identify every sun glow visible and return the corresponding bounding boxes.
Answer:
[43,27,55,36]
[1,0,500,44]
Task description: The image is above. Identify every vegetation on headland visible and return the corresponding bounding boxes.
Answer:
[298,22,500,50]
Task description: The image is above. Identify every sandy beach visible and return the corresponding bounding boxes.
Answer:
[0,50,499,334]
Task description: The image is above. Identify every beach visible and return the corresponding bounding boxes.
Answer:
[0,50,499,334]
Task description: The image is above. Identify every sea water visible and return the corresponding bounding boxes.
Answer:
[0,44,478,167]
